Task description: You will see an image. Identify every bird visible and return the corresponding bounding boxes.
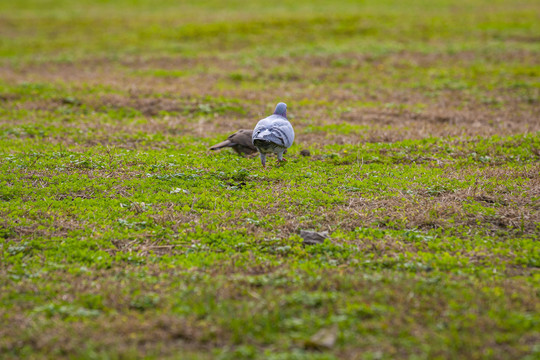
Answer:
[209,129,258,156]
[252,102,295,167]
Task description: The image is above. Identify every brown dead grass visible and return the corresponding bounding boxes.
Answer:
[1,51,538,149]
[322,165,538,234]
[2,93,537,148]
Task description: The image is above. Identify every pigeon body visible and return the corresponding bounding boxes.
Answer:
[252,102,294,167]
[209,129,257,156]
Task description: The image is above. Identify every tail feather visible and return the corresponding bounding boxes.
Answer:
[209,140,233,150]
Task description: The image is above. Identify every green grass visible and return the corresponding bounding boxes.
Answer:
[1,0,539,359]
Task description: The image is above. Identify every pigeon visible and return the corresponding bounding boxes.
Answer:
[209,129,258,156]
[252,102,295,167]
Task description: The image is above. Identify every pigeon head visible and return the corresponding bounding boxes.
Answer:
[273,102,287,118]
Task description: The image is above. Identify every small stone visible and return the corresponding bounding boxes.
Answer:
[300,149,311,157]
[304,325,338,350]
[61,97,81,106]
[300,230,329,245]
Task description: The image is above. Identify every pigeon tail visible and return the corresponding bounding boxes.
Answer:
[209,140,234,150]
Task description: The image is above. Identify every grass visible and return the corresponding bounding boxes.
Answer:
[0,0,539,359]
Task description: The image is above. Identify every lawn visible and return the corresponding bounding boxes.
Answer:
[0,0,539,359]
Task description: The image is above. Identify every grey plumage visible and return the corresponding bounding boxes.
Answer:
[252,102,295,167]
[209,129,257,156]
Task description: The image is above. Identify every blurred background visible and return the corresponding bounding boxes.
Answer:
[1,0,538,142]
[3,0,538,59]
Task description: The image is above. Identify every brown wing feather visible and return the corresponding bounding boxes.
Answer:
[228,130,256,151]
